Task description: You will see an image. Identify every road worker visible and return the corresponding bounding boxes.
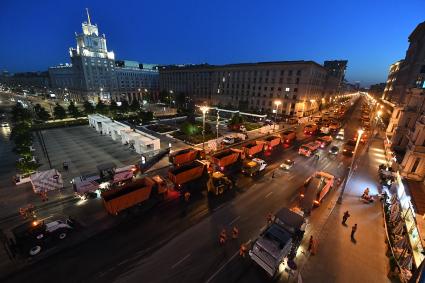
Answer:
[239,244,247,257]
[267,212,273,224]
[184,191,191,202]
[219,229,227,245]
[232,226,239,239]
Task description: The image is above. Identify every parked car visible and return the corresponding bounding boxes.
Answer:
[329,146,339,155]
[336,129,345,140]
[1,121,9,127]
[280,159,294,170]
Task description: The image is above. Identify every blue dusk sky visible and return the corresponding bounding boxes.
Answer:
[1,0,424,86]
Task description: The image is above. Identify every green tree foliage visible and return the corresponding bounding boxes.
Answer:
[34,104,51,121]
[175,92,186,108]
[95,100,108,115]
[83,101,95,114]
[129,99,140,112]
[68,101,81,118]
[16,159,39,174]
[137,110,154,124]
[53,103,67,120]
[119,100,129,113]
[109,100,118,117]
[158,90,171,104]
[11,103,32,123]
[229,113,245,125]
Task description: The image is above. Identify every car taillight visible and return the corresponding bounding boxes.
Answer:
[300,194,304,198]
[314,200,320,205]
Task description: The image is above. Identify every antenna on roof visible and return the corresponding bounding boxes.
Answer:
[86,8,91,25]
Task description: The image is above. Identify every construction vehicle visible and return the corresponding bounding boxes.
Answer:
[207,171,233,196]
[316,135,333,148]
[101,175,168,215]
[264,136,281,151]
[280,130,296,144]
[241,141,265,158]
[299,171,334,215]
[211,148,244,172]
[72,163,136,197]
[168,148,203,167]
[168,160,207,193]
[249,207,306,277]
[303,124,318,135]
[343,140,356,156]
[298,142,320,157]
[241,158,267,176]
[3,216,75,257]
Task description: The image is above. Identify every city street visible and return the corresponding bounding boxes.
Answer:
[2,98,362,283]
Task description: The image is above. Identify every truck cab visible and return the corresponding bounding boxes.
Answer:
[4,216,75,257]
[299,171,334,215]
[242,158,267,176]
[207,171,233,195]
[249,207,305,277]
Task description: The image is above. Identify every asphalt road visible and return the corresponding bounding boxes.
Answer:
[3,97,361,283]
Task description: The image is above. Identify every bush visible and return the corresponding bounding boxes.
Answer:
[31,118,88,130]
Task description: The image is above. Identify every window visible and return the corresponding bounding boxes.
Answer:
[296,78,300,84]
[271,87,274,91]
[264,87,268,90]
[296,70,301,76]
[294,88,298,92]
[285,87,290,92]
[278,87,282,91]
[288,70,293,76]
[411,157,421,173]
[269,93,273,98]
[280,70,284,76]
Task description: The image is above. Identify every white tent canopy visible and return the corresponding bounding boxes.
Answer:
[30,169,63,193]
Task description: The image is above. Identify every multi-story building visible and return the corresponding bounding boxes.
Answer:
[0,71,50,90]
[159,60,346,117]
[368,82,386,99]
[48,9,158,103]
[386,21,425,181]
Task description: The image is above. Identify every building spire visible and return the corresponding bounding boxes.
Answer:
[86,8,91,25]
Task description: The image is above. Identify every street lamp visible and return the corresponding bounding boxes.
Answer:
[337,129,364,204]
[200,106,209,152]
[138,88,141,103]
[273,100,281,131]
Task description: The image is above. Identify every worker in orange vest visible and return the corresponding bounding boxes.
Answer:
[219,229,227,245]
[184,191,191,202]
[239,243,247,257]
[232,226,239,239]
[267,212,273,224]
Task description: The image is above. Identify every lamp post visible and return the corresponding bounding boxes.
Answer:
[169,90,174,108]
[274,100,281,131]
[200,106,209,152]
[338,129,364,204]
[138,88,141,104]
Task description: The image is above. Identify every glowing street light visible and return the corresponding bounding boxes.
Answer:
[338,129,363,204]
[274,100,282,131]
[200,106,209,152]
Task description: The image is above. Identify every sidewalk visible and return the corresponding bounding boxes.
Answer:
[300,136,390,282]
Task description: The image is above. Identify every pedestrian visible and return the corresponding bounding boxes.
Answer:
[272,171,275,178]
[267,212,273,224]
[342,211,350,225]
[232,226,239,239]
[219,229,227,245]
[351,224,357,240]
[239,243,247,257]
[184,191,191,203]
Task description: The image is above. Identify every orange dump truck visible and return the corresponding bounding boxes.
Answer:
[211,149,244,172]
[168,160,207,192]
[168,148,202,167]
[264,135,281,150]
[101,175,168,215]
[242,141,265,158]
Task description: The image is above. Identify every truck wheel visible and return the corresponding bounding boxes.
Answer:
[29,245,42,256]
[57,229,68,240]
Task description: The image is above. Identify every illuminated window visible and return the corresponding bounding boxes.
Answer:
[285,87,290,92]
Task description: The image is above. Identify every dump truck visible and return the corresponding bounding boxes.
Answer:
[242,141,265,158]
[249,207,306,277]
[303,124,318,135]
[211,148,244,172]
[207,171,233,196]
[169,148,202,167]
[299,171,334,216]
[101,175,168,215]
[281,130,296,144]
[264,135,281,151]
[241,158,267,176]
[168,160,207,192]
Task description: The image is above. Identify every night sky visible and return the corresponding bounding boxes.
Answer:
[1,0,424,86]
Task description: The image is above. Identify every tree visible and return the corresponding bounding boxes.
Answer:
[11,103,32,123]
[158,90,171,104]
[53,103,67,120]
[129,99,140,112]
[229,113,244,125]
[34,104,50,121]
[181,122,199,136]
[68,101,81,118]
[119,100,129,113]
[109,100,119,117]
[95,100,108,115]
[175,92,186,108]
[83,101,95,114]
[137,110,154,124]
[16,159,39,174]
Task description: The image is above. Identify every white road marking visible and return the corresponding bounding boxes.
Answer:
[171,254,191,269]
[228,216,240,226]
[205,240,251,283]
[265,191,273,198]
[213,204,226,212]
